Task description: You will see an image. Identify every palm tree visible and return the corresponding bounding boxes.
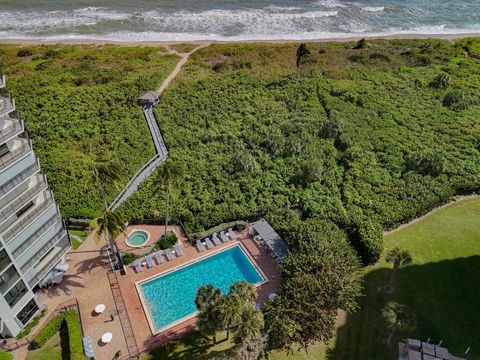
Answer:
[233,306,264,344]
[296,43,310,79]
[218,295,242,340]
[382,302,416,346]
[229,281,257,306]
[90,210,125,250]
[195,285,222,344]
[385,247,412,292]
[152,159,186,236]
[87,154,124,209]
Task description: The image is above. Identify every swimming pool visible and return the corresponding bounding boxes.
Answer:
[137,244,266,333]
[126,230,149,247]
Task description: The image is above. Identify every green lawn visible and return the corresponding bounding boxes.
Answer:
[68,229,89,249]
[25,335,62,360]
[333,196,480,360]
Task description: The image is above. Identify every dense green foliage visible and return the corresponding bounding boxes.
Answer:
[0,44,178,218]
[116,38,480,261]
[0,352,13,360]
[264,220,362,351]
[30,312,65,349]
[155,230,178,250]
[64,310,84,360]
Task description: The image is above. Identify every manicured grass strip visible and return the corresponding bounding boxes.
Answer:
[333,197,480,360]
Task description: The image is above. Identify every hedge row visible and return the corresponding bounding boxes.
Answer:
[64,309,85,360]
[29,312,65,349]
[0,352,13,360]
[16,308,47,339]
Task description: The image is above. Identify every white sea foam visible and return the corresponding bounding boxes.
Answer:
[362,7,385,12]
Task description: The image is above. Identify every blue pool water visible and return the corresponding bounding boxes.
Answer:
[139,245,264,331]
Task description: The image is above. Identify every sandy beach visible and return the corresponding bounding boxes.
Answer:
[0,32,479,47]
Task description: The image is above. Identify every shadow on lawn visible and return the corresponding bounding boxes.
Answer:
[147,331,231,360]
[330,256,480,360]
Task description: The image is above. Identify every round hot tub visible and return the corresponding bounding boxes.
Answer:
[126,230,150,248]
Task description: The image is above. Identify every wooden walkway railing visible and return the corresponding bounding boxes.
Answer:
[108,103,168,211]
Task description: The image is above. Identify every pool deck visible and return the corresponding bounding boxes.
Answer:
[25,226,281,359]
[116,227,282,353]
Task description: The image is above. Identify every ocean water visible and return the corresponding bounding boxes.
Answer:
[139,245,263,331]
[0,0,479,42]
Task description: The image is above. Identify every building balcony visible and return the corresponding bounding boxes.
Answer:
[2,191,54,243]
[28,233,70,288]
[0,173,47,225]
[0,92,15,118]
[0,136,32,172]
[0,114,24,145]
[0,160,39,200]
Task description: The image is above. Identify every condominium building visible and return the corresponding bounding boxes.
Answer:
[0,74,70,337]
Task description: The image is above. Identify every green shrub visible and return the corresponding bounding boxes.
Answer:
[16,48,33,57]
[121,251,139,265]
[64,310,85,360]
[443,90,470,111]
[0,352,13,360]
[29,312,65,349]
[353,38,367,50]
[430,73,450,89]
[154,231,178,250]
[354,221,383,264]
[16,308,47,339]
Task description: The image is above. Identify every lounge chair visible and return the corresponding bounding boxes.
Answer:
[212,233,221,246]
[133,259,143,273]
[154,251,164,265]
[145,254,154,268]
[174,244,184,256]
[220,230,229,242]
[196,239,205,252]
[164,249,174,261]
[227,228,235,240]
[205,238,214,249]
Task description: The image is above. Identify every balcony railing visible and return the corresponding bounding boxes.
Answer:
[2,192,53,243]
[12,212,61,259]
[0,139,32,172]
[0,95,15,117]
[21,228,67,273]
[0,116,23,145]
[0,162,39,199]
[0,175,47,224]
[28,234,70,288]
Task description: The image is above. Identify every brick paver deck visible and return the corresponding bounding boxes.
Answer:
[28,226,281,359]
[116,228,281,354]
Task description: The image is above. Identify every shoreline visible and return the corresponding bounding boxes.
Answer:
[0,32,479,47]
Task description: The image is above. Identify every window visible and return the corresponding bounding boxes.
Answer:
[0,265,20,294]
[16,299,38,325]
[4,280,28,307]
[0,143,9,158]
[15,201,34,218]
[0,249,12,273]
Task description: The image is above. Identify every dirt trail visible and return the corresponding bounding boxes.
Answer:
[157,43,211,94]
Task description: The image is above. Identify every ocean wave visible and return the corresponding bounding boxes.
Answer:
[361,7,385,12]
